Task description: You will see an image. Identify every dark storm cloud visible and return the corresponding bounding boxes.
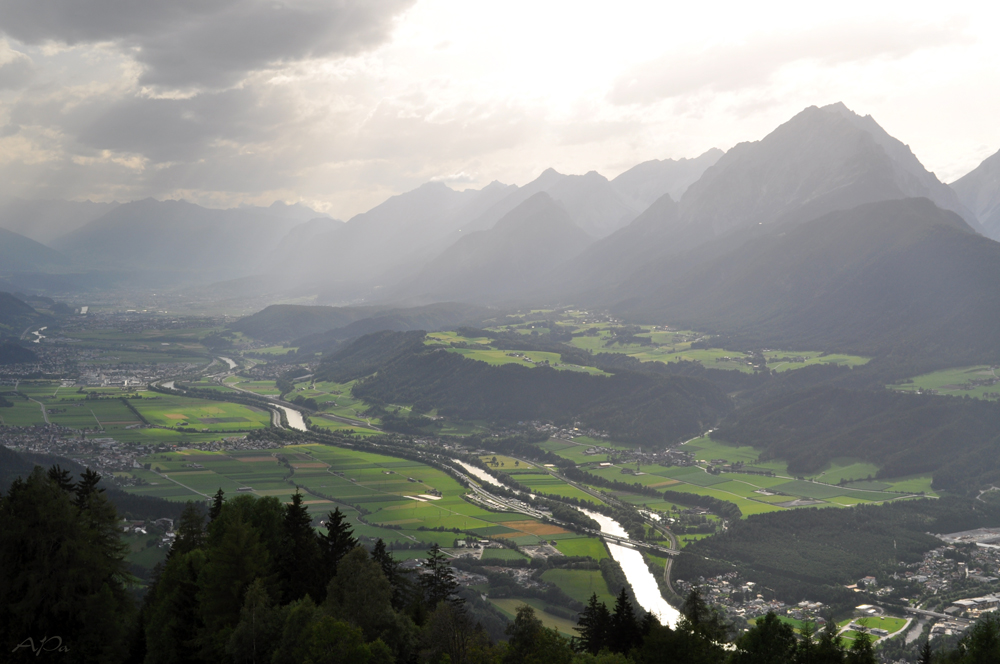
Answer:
[0,0,415,88]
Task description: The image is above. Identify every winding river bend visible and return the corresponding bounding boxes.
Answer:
[580,507,680,626]
[274,404,308,432]
[451,458,680,626]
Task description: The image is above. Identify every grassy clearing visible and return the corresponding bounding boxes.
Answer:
[889,365,1000,400]
[764,350,869,372]
[553,537,609,560]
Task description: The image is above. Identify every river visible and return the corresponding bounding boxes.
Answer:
[580,507,680,626]
[451,460,505,488]
[219,356,237,370]
[274,404,308,432]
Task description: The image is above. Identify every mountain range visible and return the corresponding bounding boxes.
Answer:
[5,102,1000,338]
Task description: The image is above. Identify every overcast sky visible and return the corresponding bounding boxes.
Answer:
[1,0,998,219]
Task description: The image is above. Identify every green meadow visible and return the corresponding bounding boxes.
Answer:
[131,392,271,431]
[889,365,1000,400]
[763,350,869,372]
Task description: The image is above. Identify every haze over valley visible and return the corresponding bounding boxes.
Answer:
[5,3,1000,663]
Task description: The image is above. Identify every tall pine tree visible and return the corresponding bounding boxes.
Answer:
[575,592,611,654]
[421,543,462,609]
[276,490,321,602]
[609,587,641,654]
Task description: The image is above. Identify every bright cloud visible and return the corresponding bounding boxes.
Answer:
[0,0,997,218]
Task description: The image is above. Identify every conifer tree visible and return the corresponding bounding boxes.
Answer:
[74,466,104,509]
[421,543,462,608]
[610,587,641,654]
[47,464,76,493]
[846,630,877,664]
[318,507,357,578]
[813,618,846,664]
[277,490,321,602]
[0,466,133,661]
[209,488,225,521]
[576,592,611,654]
[372,538,408,610]
[171,501,206,557]
[919,639,932,664]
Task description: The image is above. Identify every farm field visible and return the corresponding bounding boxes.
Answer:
[540,435,931,517]
[130,392,271,431]
[425,333,607,375]
[540,568,616,606]
[888,365,1000,400]
[125,444,611,554]
[490,598,579,637]
[764,350,869,372]
[288,379,383,425]
[2,382,148,432]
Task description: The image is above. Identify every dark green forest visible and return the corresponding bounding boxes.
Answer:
[713,386,1000,492]
[675,497,1000,606]
[322,333,730,445]
[9,463,1000,663]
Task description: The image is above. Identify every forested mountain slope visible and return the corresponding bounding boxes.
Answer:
[612,198,1000,361]
[321,330,731,445]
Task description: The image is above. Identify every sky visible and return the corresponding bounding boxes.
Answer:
[0,0,998,220]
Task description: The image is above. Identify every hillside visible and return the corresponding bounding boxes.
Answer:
[230,304,389,343]
[612,198,1000,361]
[951,147,1000,240]
[0,341,39,365]
[403,192,593,302]
[292,302,491,355]
[323,330,732,444]
[0,292,45,338]
[0,227,67,272]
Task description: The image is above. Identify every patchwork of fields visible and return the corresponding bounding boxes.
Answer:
[124,444,607,557]
[536,435,934,520]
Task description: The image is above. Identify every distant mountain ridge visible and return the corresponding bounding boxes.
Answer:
[675,102,980,245]
[610,148,723,210]
[951,147,1000,240]
[51,198,325,283]
[0,197,120,245]
[402,192,593,302]
[544,102,984,303]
